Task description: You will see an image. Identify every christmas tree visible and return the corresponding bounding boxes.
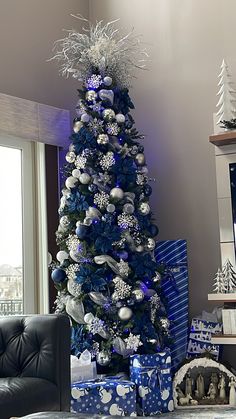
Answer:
[216,59,236,125]
[212,268,226,293]
[51,16,170,372]
[222,259,236,292]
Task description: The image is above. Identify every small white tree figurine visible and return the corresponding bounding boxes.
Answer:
[216,59,236,125]
[213,268,226,293]
[222,259,236,292]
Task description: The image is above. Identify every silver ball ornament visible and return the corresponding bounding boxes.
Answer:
[86,207,101,220]
[72,169,81,179]
[80,113,90,123]
[65,176,78,189]
[97,133,109,145]
[96,350,111,366]
[135,153,146,166]
[146,238,155,251]
[79,173,91,184]
[103,76,112,86]
[132,289,144,302]
[85,90,97,101]
[110,187,124,201]
[73,120,83,133]
[107,203,116,213]
[102,108,115,121]
[56,250,69,263]
[123,203,134,214]
[118,307,133,321]
[84,312,94,324]
[139,202,150,215]
[65,151,76,163]
[116,113,126,124]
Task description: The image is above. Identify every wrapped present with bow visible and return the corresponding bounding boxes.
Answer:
[129,351,174,415]
[71,378,136,416]
[155,239,189,372]
[71,349,97,383]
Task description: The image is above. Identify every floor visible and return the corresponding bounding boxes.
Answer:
[161,407,236,418]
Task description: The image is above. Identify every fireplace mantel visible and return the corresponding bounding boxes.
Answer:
[209,131,236,146]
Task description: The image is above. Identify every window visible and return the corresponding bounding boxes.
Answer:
[0,135,36,314]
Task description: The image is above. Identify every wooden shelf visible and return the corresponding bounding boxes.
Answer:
[209,131,236,146]
[208,293,236,302]
[211,335,236,344]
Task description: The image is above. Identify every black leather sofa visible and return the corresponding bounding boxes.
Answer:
[0,314,71,419]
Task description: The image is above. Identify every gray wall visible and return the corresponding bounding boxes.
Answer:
[0,1,234,322]
[89,0,235,320]
[0,0,88,117]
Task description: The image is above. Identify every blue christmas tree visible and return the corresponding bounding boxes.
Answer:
[51,16,170,372]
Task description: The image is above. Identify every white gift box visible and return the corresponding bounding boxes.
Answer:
[71,350,97,383]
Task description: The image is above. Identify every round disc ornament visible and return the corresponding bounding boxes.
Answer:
[56,250,69,263]
[116,113,126,124]
[96,350,111,366]
[65,176,78,189]
[65,151,76,163]
[73,121,83,133]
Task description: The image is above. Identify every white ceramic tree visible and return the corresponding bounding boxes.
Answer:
[216,59,236,125]
[222,259,236,293]
[213,268,226,293]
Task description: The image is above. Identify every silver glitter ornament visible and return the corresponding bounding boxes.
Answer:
[73,120,83,133]
[102,108,115,121]
[160,317,170,330]
[103,76,112,86]
[96,350,111,366]
[138,202,150,215]
[65,176,78,189]
[66,151,76,163]
[85,90,97,101]
[97,133,109,145]
[116,113,125,124]
[107,203,116,213]
[132,289,144,302]
[79,173,91,184]
[135,153,145,166]
[123,203,134,214]
[59,215,70,228]
[110,187,124,201]
[118,306,133,321]
[146,238,155,251]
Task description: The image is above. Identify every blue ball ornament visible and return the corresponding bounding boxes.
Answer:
[76,224,88,239]
[51,268,66,283]
[144,185,152,197]
[149,224,159,237]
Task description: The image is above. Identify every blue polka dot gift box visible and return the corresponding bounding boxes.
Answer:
[130,351,174,416]
[71,378,137,416]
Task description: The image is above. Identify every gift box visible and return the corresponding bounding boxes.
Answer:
[71,378,136,416]
[187,317,222,360]
[155,239,189,372]
[71,350,97,383]
[130,351,174,416]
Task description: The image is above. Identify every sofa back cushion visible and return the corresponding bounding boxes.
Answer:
[0,314,69,383]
